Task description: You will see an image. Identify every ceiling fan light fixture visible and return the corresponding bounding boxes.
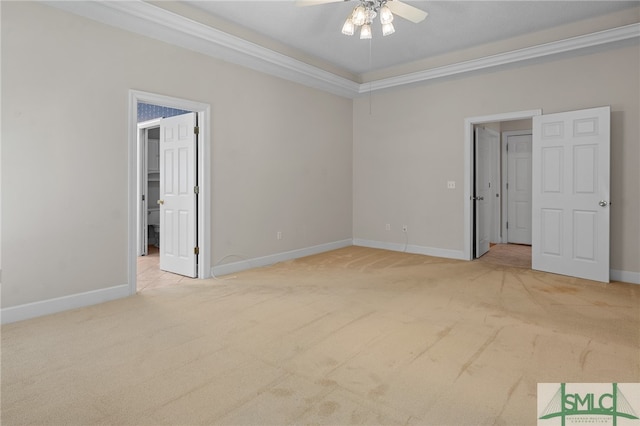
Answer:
[382,21,395,36]
[359,23,372,39]
[352,5,366,26]
[342,18,355,36]
[379,5,393,24]
[337,0,425,39]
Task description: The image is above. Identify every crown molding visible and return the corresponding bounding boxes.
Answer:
[366,23,640,94]
[43,1,639,99]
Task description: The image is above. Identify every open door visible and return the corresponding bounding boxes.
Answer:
[474,127,498,258]
[532,106,610,282]
[159,112,198,278]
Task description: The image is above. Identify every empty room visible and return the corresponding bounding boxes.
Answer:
[2,1,639,425]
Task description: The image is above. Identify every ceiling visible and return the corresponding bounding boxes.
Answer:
[183,1,638,76]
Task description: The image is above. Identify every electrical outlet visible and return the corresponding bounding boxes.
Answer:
[385,224,391,231]
[447,181,456,189]
[402,225,408,232]
[277,231,282,240]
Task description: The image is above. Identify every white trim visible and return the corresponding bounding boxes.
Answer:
[1,285,130,324]
[42,1,640,98]
[611,269,640,285]
[355,239,639,284]
[212,239,353,277]
[129,90,212,295]
[353,239,466,260]
[464,110,542,261]
[366,24,640,93]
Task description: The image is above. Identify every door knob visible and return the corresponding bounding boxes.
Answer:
[599,200,609,207]
[472,196,484,201]
[157,200,164,205]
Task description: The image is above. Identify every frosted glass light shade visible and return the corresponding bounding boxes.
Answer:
[342,18,355,36]
[352,6,366,26]
[379,6,393,24]
[360,24,372,39]
[382,22,395,36]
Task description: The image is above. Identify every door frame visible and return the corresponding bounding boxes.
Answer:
[128,90,211,294]
[501,129,533,244]
[464,109,541,260]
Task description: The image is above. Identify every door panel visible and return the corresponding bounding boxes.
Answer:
[159,112,197,278]
[532,106,610,282]
[540,208,562,256]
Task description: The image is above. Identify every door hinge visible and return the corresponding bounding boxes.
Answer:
[194,186,199,194]
[506,182,509,190]
[142,194,145,201]
[506,222,509,229]
[194,247,200,255]
[194,126,200,135]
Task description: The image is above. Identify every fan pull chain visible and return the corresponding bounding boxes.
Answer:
[368,37,373,115]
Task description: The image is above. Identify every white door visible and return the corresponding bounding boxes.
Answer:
[532,106,610,282]
[507,133,532,244]
[475,127,497,258]
[159,112,198,278]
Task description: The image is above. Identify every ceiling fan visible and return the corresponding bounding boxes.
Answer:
[297,0,428,39]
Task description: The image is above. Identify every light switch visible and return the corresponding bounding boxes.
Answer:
[447,181,456,189]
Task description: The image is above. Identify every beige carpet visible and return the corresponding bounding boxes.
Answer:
[2,246,639,425]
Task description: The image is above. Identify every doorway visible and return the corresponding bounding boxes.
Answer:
[137,121,161,257]
[473,123,533,265]
[128,90,211,295]
[464,109,542,262]
[137,118,198,291]
[465,107,611,282]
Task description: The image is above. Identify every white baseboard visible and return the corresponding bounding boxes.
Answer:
[611,269,640,285]
[4,244,636,325]
[1,284,131,324]
[353,240,640,285]
[353,238,467,260]
[211,239,353,277]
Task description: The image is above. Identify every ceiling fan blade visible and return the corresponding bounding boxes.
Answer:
[295,0,347,6]
[387,0,428,23]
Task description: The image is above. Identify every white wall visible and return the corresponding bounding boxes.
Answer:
[1,2,353,309]
[353,41,640,275]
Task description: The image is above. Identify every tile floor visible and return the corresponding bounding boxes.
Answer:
[477,243,532,268]
[136,246,197,291]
